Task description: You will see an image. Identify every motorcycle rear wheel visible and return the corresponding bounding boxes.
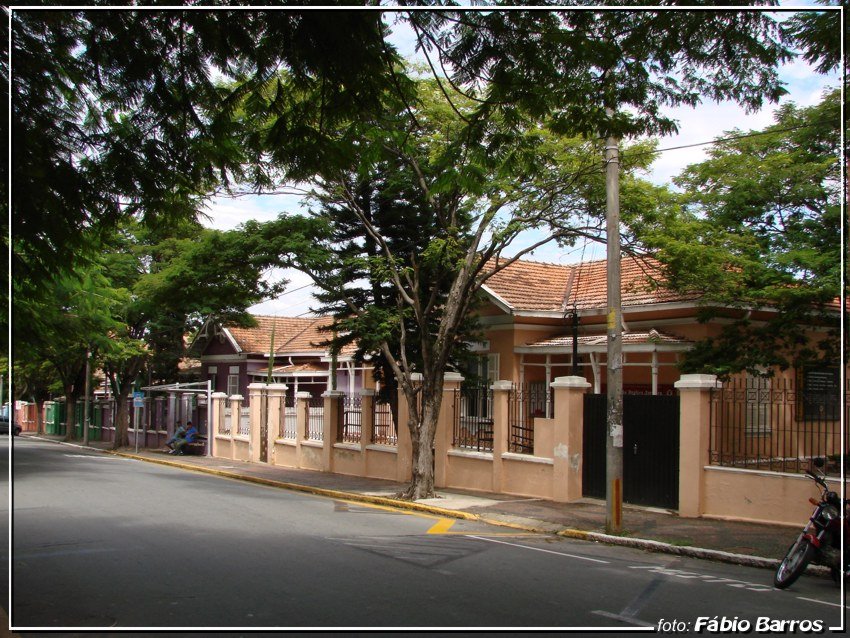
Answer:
[774,537,817,589]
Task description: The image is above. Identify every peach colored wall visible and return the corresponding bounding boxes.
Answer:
[501,456,554,499]
[232,438,249,462]
[365,447,398,481]
[332,444,363,476]
[213,435,232,459]
[273,440,297,466]
[702,466,843,526]
[445,451,495,492]
[534,419,554,458]
[300,441,324,471]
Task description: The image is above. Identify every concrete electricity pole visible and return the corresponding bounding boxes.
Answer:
[604,112,624,534]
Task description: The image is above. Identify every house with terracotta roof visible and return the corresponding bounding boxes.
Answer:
[191,315,370,405]
[470,254,840,414]
[194,253,839,413]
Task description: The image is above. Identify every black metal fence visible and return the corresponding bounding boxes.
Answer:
[279,394,297,439]
[453,384,494,452]
[709,375,846,474]
[337,395,362,443]
[372,399,397,445]
[508,384,545,454]
[305,396,324,441]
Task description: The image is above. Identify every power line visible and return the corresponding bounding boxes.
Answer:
[625,119,834,160]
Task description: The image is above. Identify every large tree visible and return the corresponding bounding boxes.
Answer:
[245,74,678,499]
[99,218,279,448]
[275,8,788,499]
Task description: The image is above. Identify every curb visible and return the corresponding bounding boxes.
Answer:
[23,435,829,578]
[103,449,480,522]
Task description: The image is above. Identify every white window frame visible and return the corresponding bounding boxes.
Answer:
[227,374,240,398]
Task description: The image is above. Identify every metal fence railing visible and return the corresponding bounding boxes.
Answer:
[372,400,397,445]
[306,396,324,441]
[508,384,543,454]
[710,374,846,474]
[337,396,362,443]
[238,407,250,437]
[453,384,494,452]
[220,406,231,435]
[280,394,297,439]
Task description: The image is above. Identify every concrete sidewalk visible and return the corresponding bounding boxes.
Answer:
[20,434,818,575]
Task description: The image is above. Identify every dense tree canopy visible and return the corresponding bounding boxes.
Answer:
[12,9,401,285]
[643,90,841,376]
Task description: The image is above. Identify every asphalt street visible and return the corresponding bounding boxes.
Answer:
[8,437,847,631]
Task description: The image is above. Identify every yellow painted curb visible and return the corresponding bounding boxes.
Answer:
[104,450,480,521]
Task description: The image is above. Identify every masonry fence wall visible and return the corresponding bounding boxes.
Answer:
[26,372,826,527]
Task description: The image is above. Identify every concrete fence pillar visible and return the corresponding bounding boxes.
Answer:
[435,373,464,488]
[551,376,591,503]
[247,383,265,463]
[359,389,375,447]
[210,392,227,457]
[295,391,311,467]
[322,390,344,472]
[490,380,513,493]
[264,384,287,465]
[675,374,720,518]
[228,394,244,461]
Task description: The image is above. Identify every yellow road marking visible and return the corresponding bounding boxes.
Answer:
[427,518,456,534]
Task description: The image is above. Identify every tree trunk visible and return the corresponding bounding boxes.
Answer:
[63,393,77,441]
[112,391,131,449]
[399,380,444,500]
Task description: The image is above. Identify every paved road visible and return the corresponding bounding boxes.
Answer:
[9,438,847,631]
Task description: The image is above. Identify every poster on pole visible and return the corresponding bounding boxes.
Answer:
[132,391,144,409]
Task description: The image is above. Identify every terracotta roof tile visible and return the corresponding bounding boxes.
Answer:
[484,256,696,312]
[227,316,327,354]
[226,315,360,356]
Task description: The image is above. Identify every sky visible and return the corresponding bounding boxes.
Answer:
[200,6,841,318]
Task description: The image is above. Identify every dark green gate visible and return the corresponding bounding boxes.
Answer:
[582,393,680,509]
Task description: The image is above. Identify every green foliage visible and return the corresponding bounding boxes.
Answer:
[12,9,400,287]
[643,90,841,375]
[782,1,843,75]
[414,8,791,140]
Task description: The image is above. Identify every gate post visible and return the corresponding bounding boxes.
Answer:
[490,380,513,493]
[210,392,228,458]
[228,394,244,460]
[675,374,720,517]
[295,391,311,467]
[551,376,591,503]
[247,383,265,463]
[359,389,375,447]
[265,384,288,465]
[435,372,464,488]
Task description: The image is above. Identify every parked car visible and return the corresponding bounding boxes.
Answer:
[0,415,21,436]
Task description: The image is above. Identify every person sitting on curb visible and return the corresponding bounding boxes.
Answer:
[165,422,186,452]
[170,421,198,455]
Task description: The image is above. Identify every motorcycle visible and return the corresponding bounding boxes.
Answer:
[774,462,848,589]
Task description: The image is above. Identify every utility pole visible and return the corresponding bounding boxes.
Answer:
[82,349,91,446]
[605,109,624,534]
